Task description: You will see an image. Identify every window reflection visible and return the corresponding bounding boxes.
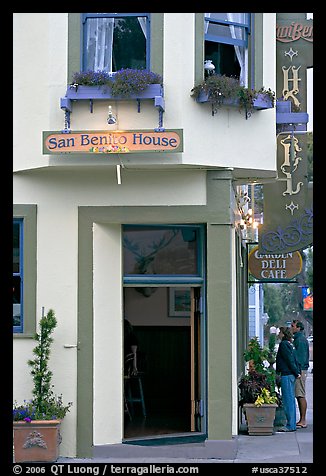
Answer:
[123,226,198,275]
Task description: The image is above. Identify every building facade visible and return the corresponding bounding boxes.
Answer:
[13,13,277,458]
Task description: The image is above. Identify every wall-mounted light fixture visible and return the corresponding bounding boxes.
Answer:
[107,105,117,125]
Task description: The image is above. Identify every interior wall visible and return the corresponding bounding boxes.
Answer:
[124,287,190,326]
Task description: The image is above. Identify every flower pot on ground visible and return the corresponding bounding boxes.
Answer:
[13,309,72,463]
[238,337,281,435]
[243,403,278,436]
[244,388,278,436]
[13,420,62,463]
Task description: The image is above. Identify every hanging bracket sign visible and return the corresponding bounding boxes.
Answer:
[248,245,302,282]
[43,129,183,154]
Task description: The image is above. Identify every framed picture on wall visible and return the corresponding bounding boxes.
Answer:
[169,288,191,317]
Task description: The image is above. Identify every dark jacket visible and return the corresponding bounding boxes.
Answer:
[276,339,301,377]
[293,331,309,371]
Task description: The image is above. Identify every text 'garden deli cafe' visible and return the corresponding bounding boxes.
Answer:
[248,246,302,281]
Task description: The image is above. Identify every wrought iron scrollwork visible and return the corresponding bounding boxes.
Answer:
[261,207,313,253]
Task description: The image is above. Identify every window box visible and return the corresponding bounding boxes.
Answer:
[65,83,163,101]
[191,74,275,119]
[196,90,274,111]
[61,83,165,116]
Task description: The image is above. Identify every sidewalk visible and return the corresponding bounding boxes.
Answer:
[58,369,313,464]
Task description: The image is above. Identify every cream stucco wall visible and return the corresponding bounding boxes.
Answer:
[13,12,277,457]
[93,223,123,445]
[13,168,207,455]
[13,13,277,175]
[13,13,68,172]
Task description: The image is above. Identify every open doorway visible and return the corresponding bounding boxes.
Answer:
[123,286,202,440]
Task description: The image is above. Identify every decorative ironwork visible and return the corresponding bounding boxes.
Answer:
[284,47,298,61]
[285,201,299,215]
[260,207,313,253]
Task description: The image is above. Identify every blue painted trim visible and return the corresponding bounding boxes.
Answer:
[60,97,72,112]
[204,14,250,48]
[124,276,204,285]
[275,100,309,125]
[13,219,24,334]
[205,33,246,47]
[276,112,309,125]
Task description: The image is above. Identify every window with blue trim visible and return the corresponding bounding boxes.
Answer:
[204,13,250,86]
[83,13,150,72]
[13,219,23,333]
[123,225,203,280]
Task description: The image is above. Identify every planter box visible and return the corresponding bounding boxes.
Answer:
[65,84,163,101]
[13,420,61,462]
[61,84,165,115]
[243,403,277,436]
[196,91,274,111]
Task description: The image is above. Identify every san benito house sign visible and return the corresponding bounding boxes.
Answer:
[43,129,183,154]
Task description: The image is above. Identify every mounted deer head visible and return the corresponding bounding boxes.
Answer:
[123,229,179,297]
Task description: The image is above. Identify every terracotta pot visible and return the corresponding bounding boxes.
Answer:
[13,420,61,462]
[243,403,277,436]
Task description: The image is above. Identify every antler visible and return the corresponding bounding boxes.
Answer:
[123,229,179,274]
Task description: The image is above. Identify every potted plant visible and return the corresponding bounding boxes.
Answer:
[191,74,275,119]
[13,309,72,463]
[243,386,278,436]
[238,337,280,435]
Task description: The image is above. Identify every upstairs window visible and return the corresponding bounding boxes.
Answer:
[83,13,150,72]
[204,13,250,86]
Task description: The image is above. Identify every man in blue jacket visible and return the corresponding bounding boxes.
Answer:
[291,320,310,428]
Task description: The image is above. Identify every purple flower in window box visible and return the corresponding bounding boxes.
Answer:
[67,68,163,100]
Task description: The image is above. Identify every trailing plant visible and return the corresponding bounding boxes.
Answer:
[239,337,281,406]
[191,74,275,118]
[110,69,163,97]
[70,68,163,97]
[13,309,72,421]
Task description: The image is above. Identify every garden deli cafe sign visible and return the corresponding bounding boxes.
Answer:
[248,246,302,281]
[43,129,183,154]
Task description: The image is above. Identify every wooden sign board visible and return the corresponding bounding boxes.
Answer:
[43,129,183,154]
